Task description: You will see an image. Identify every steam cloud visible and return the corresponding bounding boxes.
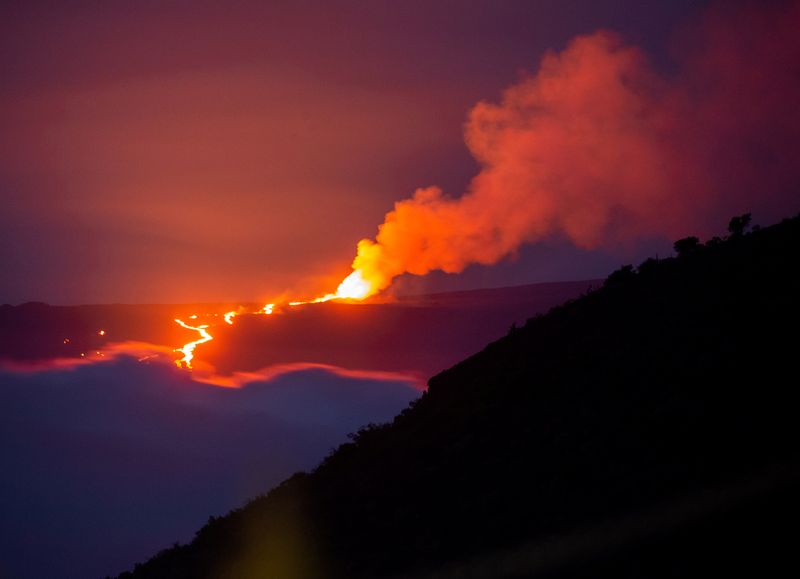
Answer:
[352,1,800,295]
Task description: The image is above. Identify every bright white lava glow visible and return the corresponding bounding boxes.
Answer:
[333,269,372,300]
[302,269,373,305]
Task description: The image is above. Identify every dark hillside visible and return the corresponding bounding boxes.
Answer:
[117,214,800,579]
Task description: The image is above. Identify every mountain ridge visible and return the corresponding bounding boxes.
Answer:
[117,214,800,578]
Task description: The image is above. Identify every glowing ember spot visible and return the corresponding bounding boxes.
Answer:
[223,311,237,324]
[98,330,106,336]
[63,338,70,344]
[262,303,275,315]
[173,318,213,369]
[189,314,198,319]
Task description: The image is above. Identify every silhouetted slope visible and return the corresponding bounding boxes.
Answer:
[117,215,800,579]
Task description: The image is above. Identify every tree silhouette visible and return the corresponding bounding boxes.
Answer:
[604,264,635,286]
[673,236,701,256]
[637,257,660,277]
[728,213,752,237]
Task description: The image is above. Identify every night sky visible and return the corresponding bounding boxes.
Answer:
[1,0,709,305]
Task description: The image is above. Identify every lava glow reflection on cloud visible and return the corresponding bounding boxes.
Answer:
[0,339,425,391]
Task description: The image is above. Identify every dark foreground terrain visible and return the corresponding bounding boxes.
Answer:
[118,215,800,578]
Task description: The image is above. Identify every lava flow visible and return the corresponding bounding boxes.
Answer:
[171,268,376,370]
[173,318,214,369]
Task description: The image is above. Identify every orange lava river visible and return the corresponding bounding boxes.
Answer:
[172,268,374,369]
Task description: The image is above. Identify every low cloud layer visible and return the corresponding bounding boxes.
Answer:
[0,355,419,579]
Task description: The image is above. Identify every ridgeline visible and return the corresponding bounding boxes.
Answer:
[117,214,800,578]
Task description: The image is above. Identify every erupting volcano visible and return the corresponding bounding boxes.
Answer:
[173,0,800,370]
[5,2,800,578]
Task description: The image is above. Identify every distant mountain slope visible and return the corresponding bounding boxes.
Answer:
[206,281,597,377]
[0,282,593,378]
[0,302,234,363]
[117,215,800,579]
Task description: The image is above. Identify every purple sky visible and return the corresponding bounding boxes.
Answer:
[0,0,710,304]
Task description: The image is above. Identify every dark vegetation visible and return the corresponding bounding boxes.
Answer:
[117,214,800,578]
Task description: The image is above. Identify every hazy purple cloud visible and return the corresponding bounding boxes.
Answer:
[0,355,419,578]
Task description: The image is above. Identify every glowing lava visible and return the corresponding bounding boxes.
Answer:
[171,268,377,370]
[173,318,213,369]
[333,269,372,300]
[288,269,374,307]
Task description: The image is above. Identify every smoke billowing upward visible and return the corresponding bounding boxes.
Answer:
[351,1,800,296]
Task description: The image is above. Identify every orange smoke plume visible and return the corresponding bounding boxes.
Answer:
[339,2,800,298]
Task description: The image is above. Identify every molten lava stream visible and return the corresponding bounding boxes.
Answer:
[173,318,213,369]
[169,267,377,371]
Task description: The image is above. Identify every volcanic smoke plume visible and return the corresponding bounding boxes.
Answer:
[348,1,800,297]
